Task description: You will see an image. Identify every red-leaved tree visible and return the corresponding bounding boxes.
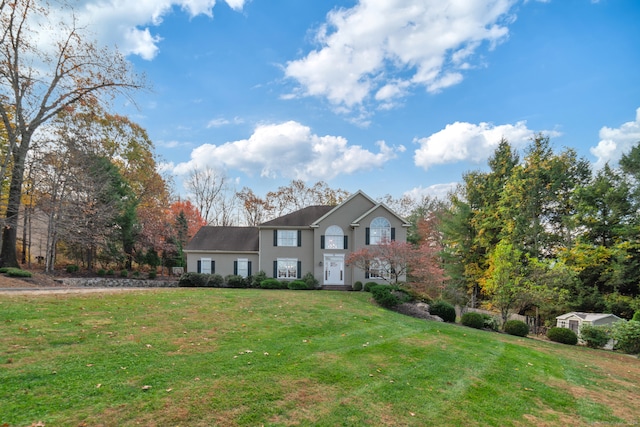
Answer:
[346,240,419,284]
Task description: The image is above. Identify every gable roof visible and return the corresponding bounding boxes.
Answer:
[185,226,259,252]
[556,312,622,322]
[260,205,334,227]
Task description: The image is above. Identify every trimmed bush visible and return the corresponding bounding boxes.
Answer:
[301,272,319,290]
[547,327,578,345]
[370,285,401,308]
[363,282,379,292]
[579,325,610,349]
[352,281,363,291]
[288,280,311,290]
[120,269,129,278]
[178,272,224,287]
[5,268,32,278]
[260,278,287,289]
[250,270,267,288]
[633,311,640,322]
[66,264,79,273]
[612,320,640,354]
[147,270,157,279]
[132,271,141,278]
[461,312,485,329]
[97,269,106,277]
[106,269,115,276]
[430,300,456,323]
[504,320,529,337]
[226,274,248,288]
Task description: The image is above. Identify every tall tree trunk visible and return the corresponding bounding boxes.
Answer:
[0,147,27,267]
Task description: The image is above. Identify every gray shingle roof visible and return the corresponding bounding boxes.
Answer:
[185,226,259,252]
[260,205,334,227]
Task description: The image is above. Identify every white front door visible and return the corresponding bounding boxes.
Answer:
[324,254,344,285]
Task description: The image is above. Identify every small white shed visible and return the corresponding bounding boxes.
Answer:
[556,312,623,333]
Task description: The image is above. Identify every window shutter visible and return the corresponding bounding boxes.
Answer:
[248,261,252,277]
[391,227,396,241]
[212,260,215,274]
[297,261,302,279]
[273,261,278,278]
[344,236,348,249]
[297,230,302,247]
[273,230,278,246]
[365,228,370,245]
[321,235,325,249]
[234,261,238,275]
[197,260,201,273]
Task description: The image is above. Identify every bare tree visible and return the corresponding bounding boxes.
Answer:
[0,0,143,267]
[185,166,227,224]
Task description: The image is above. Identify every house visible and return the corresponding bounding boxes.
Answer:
[184,190,410,289]
[555,312,623,334]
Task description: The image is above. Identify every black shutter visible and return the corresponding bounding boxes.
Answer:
[344,236,348,250]
[321,235,325,249]
[248,261,252,277]
[234,261,238,275]
[212,260,215,274]
[273,230,278,246]
[391,227,396,241]
[197,260,201,273]
[297,230,302,247]
[273,261,278,278]
[297,261,302,279]
[365,228,370,245]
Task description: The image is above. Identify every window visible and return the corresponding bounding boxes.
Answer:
[235,258,249,277]
[324,225,344,249]
[367,258,390,280]
[276,258,299,279]
[275,230,300,246]
[198,258,214,274]
[368,217,391,245]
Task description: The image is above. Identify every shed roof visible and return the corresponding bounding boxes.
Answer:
[556,312,622,322]
[185,226,259,252]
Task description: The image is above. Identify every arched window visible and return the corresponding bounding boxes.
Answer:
[325,225,344,249]
[369,217,391,245]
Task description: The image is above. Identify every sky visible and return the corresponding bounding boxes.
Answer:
[70,0,640,201]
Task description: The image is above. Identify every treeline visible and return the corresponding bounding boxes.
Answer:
[439,135,640,323]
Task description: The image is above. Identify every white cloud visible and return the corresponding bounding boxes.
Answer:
[405,183,459,200]
[206,116,244,128]
[590,108,640,169]
[173,121,401,180]
[56,0,248,60]
[413,120,539,170]
[285,0,516,110]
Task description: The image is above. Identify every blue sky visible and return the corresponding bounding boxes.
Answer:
[75,0,640,201]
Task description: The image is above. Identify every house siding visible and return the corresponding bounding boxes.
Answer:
[186,252,259,278]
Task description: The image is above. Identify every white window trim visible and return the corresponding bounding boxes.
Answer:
[237,258,249,278]
[325,225,344,250]
[277,230,298,247]
[277,258,298,279]
[370,217,391,245]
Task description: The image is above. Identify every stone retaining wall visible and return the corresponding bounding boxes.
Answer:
[59,277,179,288]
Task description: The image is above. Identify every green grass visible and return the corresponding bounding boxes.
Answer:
[1,289,639,426]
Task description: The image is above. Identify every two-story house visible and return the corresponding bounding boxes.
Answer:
[184,190,410,289]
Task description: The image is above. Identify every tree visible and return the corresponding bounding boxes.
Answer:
[169,200,206,244]
[185,166,228,225]
[346,240,419,284]
[0,0,143,267]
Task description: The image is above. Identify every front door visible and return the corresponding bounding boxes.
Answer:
[324,254,344,285]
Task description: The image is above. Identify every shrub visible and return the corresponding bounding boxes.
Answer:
[97,269,106,277]
[5,268,32,278]
[226,274,248,288]
[364,282,379,292]
[430,300,456,323]
[0,267,9,274]
[120,269,129,278]
[147,270,157,279]
[132,271,141,278]
[370,285,401,308]
[461,312,485,329]
[288,280,311,290]
[260,278,287,289]
[504,320,529,337]
[106,269,115,276]
[66,264,79,273]
[352,281,363,291]
[579,325,610,349]
[482,314,500,331]
[632,311,640,322]
[301,272,319,290]
[612,320,640,354]
[179,272,223,287]
[250,270,267,288]
[547,327,578,345]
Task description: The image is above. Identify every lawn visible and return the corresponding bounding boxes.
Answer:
[1,289,639,426]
